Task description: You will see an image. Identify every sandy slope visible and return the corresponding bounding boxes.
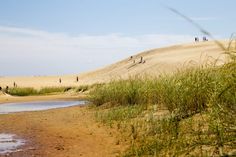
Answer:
[0,41,229,88]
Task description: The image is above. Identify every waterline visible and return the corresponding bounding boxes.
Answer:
[0,100,86,114]
[0,133,25,155]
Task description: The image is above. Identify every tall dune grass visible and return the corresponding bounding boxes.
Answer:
[90,65,228,117]
[90,41,236,156]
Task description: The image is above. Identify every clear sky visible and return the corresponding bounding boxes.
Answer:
[0,0,235,76]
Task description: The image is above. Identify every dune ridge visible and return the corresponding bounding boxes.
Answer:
[0,40,229,89]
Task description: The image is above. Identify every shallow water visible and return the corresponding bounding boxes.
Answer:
[0,100,86,114]
[0,134,25,154]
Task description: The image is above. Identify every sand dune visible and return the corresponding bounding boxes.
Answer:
[0,40,229,89]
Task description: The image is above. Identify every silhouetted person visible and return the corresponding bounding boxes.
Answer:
[203,36,208,41]
[139,56,143,63]
[195,37,199,42]
[59,78,62,83]
[13,82,16,88]
[5,86,9,93]
[76,76,79,82]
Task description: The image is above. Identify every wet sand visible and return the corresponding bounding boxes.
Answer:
[0,95,126,157]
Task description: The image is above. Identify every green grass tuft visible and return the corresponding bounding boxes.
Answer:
[38,87,70,94]
[7,87,38,96]
[7,86,74,96]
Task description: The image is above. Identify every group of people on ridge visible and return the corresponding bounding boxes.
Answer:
[195,36,208,42]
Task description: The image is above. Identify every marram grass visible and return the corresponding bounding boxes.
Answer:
[90,43,236,156]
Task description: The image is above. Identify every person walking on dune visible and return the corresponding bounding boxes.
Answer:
[203,36,208,41]
[139,56,143,63]
[5,86,9,93]
[13,82,17,88]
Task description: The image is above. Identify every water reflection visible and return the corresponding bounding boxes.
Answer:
[0,134,25,154]
[0,100,86,114]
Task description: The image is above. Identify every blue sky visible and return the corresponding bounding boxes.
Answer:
[0,0,235,76]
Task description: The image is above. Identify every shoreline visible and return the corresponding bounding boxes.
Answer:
[0,93,87,104]
[0,94,126,157]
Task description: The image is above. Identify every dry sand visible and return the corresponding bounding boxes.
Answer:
[0,40,229,89]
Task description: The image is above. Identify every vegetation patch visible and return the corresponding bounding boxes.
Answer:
[89,41,236,156]
[38,87,71,94]
[95,105,144,126]
[7,86,75,96]
[7,87,38,96]
[76,85,89,92]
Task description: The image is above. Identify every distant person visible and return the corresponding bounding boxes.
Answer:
[195,37,199,42]
[13,82,16,88]
[139,56,143,63]
[76,76,79,82]
[5,86,9,93]
[59,78,62,83]
[203,36,208,41]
